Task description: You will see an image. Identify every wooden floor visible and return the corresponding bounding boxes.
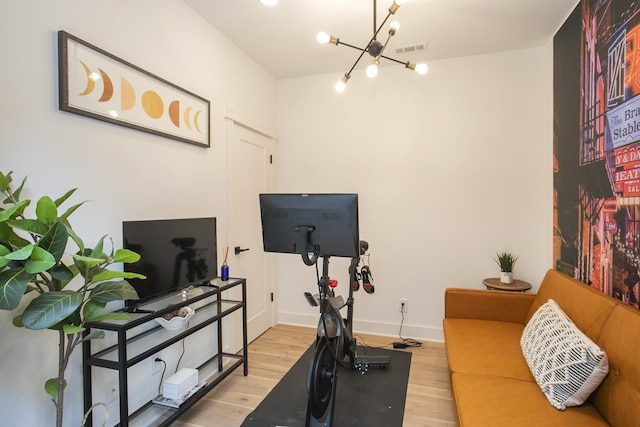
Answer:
[175,324,458,427]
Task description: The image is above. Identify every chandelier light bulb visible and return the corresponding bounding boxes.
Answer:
[335,74,350,92]
[415,63,428,75]
[389,21,400,35]
[260,0,279,6]
[317,32,330,44]
[366,61,379,78]
[389,0,403,14]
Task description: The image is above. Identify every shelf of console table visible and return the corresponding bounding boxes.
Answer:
[82,278,247,427]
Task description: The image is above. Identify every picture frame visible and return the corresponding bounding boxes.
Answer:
[58,30,210,148]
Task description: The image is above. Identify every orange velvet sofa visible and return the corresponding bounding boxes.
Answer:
[443,269,640,427]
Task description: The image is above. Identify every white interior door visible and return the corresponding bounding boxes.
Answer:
[227,120,275,343]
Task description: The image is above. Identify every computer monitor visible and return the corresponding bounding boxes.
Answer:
[259,193,359,259]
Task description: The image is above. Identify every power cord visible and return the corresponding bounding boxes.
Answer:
[174,321,190,373]
[155,358,167,394]
[354,333,393,350]
[393,310,422,349]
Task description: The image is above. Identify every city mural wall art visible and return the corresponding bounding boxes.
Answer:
[554,0,640,309]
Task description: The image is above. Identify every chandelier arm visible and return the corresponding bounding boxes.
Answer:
[379,54,407,65]
[335,40,368,53]
[375,31,394,60]
[345,49,368,78]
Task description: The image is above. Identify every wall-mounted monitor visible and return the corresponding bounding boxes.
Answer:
[122,217,217,305]
[259,193,359,259]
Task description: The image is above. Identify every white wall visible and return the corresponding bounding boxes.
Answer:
[0,1,276,426]
[275,46,554,341]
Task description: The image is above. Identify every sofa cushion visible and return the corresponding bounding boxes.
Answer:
[590,304,640,427]
[451,373,610,427]
[521,299,609,410]
[444,318,533,381]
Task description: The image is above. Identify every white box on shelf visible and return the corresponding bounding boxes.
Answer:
[162,368,198,399]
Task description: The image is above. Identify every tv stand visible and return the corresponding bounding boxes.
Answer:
[82,278,247,427]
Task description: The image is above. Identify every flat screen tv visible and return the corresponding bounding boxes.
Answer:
[259,193,359,260]
[122,217,217,306]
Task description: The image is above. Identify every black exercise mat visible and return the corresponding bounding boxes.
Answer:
[241,344,412,427]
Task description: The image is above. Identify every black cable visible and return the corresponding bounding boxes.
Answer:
[175,321,190,372]
[155,358,167,394]
[398,311,422,348]
[354,333,393,350]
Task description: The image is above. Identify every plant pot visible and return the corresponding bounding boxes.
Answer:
[500,271,513,284]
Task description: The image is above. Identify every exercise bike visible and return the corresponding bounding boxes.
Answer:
[302,240,389,427]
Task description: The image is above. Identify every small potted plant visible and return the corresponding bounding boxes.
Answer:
[494,252,518,284]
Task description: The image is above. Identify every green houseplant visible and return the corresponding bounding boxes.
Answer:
[0,170,145,427]
[494,251,518,284]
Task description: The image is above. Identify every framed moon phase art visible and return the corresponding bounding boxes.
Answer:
[58,30,210,148]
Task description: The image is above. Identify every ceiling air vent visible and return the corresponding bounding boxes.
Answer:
[394,43,428,55]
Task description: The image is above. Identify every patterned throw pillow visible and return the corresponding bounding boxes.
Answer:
[520,299,609,410]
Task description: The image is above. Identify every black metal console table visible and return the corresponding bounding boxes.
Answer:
[82,278,248,427]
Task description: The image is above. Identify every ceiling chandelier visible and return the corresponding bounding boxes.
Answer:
[317,0,428,92]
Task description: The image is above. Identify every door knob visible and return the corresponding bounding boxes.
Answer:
[235,246,250,255]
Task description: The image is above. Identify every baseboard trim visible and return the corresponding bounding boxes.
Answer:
[277,311,444,343]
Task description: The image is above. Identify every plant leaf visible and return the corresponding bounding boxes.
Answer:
[89,280,139,303]
[83,299,106,320]
[0,222,11,242]
[0,200,30,222]
[5,219,48,236]
[0,171,8,192]
[0,268,34,310]
[25,246,56,274]
[0,244,10,269]
[79,330,105,343]
[113,248,141,264]
[4,243,34,261]
[49,263,76,284]
[58,202,85,222]
[12,314,23,327]
[49,310,81,330]
[54,188,77,207]
[87,312,131,323]
[91,235,107,259]
[11,175,27,202]
[38,221,68,263]
[72,254,106,267]
[0,224,31,249]
[62,324,85,335]
[35,196,58,225]
[44,378,66,399]
[91,269,146,283]
[21,291,83,330]
[64,221,84,253]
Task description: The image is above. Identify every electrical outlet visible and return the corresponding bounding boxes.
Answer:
[398,299,408,313]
